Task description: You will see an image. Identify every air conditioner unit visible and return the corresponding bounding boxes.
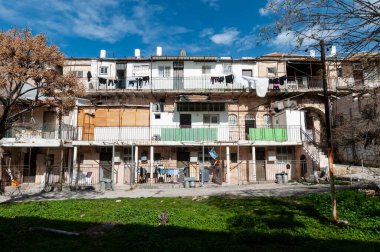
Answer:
[84,108,95,115]
[114,151,121,163]
[267,150,276,161]
[190,152,198,162]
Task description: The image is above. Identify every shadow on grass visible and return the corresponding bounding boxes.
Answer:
[0,216,379,252]
[207,196,330,229]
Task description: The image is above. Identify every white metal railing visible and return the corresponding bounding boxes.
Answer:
[5,125,77,141]
[75,125,303,143]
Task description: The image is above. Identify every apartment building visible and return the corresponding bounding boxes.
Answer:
[1,48,357,189]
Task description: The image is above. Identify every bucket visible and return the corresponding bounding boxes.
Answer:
[282,173,288,183]
[184,181,190,188]
[189,181,196,188]
[275,173,283,184]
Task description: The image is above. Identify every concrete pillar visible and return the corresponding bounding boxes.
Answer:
[226,146,230,184]
[73,147,78,170]
[150,146,154,180]
[251,146,257,182]
[134,145,139,183]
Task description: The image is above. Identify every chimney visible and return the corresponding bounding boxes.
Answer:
[156,46,163,56]
[100,49,106,59]
[330,46,336,57]
[309,50,316,58]
[134,49,141,58]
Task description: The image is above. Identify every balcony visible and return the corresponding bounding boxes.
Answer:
[82,76,328,93]
[4,124,77,141]
[76,125,302,144]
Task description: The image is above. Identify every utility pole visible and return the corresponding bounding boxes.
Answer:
[320,39,337,223]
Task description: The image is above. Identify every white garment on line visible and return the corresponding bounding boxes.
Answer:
[237,76,269,97]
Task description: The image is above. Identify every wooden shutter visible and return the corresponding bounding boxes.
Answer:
[108,109,121,126]
[136,108,149,126]
[95,109,108,127]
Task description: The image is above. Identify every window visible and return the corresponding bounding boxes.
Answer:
[263,114,272,127]
[154,153,161,161]
[123,148,132,162]
[267,67,276,77]
[154,114,161,119]
[71,71,83,78]
[177,102,225,112]
[202,65,211,75]
[353,63,363,70]
[337,67,343,78]
[99,66,108,75]
[276,147,293,163]
[203,114,220,124]
[242,69,252,77]
[223,64,232,75]
[133,64,150,76]
[228,114,237,125]
[198,152,211,162]
[159,66,171,77]
[230,153,237,163]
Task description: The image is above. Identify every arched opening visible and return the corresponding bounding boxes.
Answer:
[304,107,326,146]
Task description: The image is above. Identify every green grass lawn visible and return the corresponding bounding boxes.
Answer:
[0,189,379,251]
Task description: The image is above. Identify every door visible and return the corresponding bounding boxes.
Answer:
[116,70,125,88]
[100,149,112,181]
[245,114,256,140]
[82,112,95,141]
[300,155,307,177]
[180,114,191,128]
[23,148,37,183]
[173,61,184,89]
[256,148,266,181]
[43,111,56,139]
[177,150,190,176]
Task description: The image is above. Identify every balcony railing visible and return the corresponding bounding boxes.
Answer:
[81,76,331,92]
[4,124,77,141]
[76,125,303,143]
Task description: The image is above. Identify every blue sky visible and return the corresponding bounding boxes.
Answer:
[0,0,296,58]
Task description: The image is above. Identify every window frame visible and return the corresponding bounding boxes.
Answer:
[99,66,108,75]
[202,65,211,75]
[267,67,277,77]
[203,114,220,125]
[158,66,171,77]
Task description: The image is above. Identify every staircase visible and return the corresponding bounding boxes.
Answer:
[301,129,329,170]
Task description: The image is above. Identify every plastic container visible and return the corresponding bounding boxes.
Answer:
[282,173,288,183]
[276,173,283,184]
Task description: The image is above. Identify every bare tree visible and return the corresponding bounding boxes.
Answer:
[260,0,379,224]
[0,28,84,140]
[260,0,379,54]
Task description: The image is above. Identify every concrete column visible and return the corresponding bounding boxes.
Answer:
[251,146,257,182]
[134,145,139,183]
[226,146,230,184]
[73,147,78,169]
[150,146,154,180]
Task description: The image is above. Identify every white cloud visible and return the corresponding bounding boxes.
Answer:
[0,0,190,45]
[259,0,285,16]
[210,28,239,46]
[201,0,219,10]
[199,28,214,38]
